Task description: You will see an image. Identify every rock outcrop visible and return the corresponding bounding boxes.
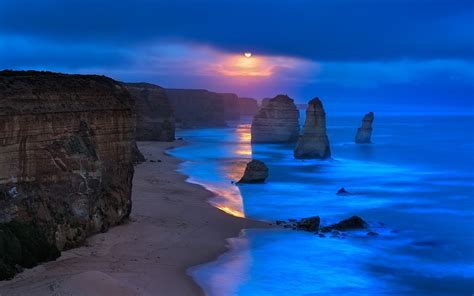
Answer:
[296,216,320,231]
[125,83,175,142]
[0,71,135,279]
[294,97,331,159]
[238,97,259,116]
[320,216,367,232]
[237,160,269,184]
[355,112,374,144]
[251,95,300,143]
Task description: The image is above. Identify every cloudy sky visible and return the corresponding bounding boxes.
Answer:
[1,0,473,113]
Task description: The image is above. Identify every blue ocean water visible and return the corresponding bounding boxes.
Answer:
[169,114,474,296]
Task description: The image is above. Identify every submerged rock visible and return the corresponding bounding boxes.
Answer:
[296,216,321,232]
[237,160,269,183]
[336,187,351,195]
[251,95,300,143]
[320,216,367,232]
[355,112,374,144]
[294,97,331,159]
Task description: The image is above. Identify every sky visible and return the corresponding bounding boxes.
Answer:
[1,0,473,113]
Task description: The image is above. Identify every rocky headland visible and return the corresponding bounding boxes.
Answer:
[238,97,259,116]
[0,70,136,279]
[355,112,374,144]
[124,82,175,142]
[251,95,300,143]
[294,97,331,159]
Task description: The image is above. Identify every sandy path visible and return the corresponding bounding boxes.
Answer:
[0,141,268,296]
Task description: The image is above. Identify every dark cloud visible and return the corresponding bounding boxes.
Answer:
[1,0,473,61]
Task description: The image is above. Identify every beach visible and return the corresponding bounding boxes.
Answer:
[0,141,267,296]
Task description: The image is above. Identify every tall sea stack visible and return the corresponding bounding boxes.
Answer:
[251,95,300,143]
[355,112,374,143]
[294,97,331,159]
[0,71,135,279]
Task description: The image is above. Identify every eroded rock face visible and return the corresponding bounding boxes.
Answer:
[294,97,331,159]
[251,95,300,143]
[125,83,175,142]
[355,112,374,144]
[0,71,135,277]
[237,160,269,184]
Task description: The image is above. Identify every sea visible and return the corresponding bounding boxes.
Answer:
[169,113,474,296]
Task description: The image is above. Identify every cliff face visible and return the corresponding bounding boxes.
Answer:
[125,83,175,142]
[0,71,135,278]
[355,112,374,144]
[165,89,228,127]
[294,97,331,159]
[164,89,253,127]
[251,95,300,143]
[238,97,259,116]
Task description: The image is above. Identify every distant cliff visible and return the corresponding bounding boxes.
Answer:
[238,97,259,116]
[0,71,135,279]
[125,83,175,142]
[164,89,257,128]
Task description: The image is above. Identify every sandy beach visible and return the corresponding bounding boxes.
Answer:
[0,141,268,296]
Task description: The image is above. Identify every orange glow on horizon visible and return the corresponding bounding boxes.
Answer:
[213,54,274,77]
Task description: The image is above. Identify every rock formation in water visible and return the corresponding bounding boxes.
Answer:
[294,97,331,159]
[251,95,300,143]
[320,216,367,232]
[0,70,135,279]
[336,187,352,195]
[165,89,245,128]
[237,160,269,184]
[238,97,259,116]
[296,216,320,231]
[125,83,175,142]
[355,112,374,144]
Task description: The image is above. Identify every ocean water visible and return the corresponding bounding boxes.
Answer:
[169,114,474,296]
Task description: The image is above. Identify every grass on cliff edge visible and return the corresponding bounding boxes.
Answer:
[0,222,60,280]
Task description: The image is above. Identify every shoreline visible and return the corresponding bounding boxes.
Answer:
[0,141,269,296]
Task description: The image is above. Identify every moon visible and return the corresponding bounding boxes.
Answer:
[244,52,252,58]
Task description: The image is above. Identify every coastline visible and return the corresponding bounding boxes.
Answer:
[0,141,269,296]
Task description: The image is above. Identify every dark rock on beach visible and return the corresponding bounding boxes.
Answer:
[237,160,269,183]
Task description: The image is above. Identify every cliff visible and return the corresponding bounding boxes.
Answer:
[125,83,175,142]
[164,89,255,127]
[0,70,135,279]
[355,112,374,144]
[251,95,300,143]
[238,97,259,116]
[294,97,331,159]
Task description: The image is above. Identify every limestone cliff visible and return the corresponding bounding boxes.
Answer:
[355,112,374,144]
[0,71,135,279]
[251,95,300,143]
[238,97,259,116]
[294,97,331,159]
[125,83,175,142]
[165,89,229,127]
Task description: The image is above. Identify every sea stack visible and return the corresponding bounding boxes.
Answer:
[237,160,269,184]
[294,97,331,159]
[251,95,300,143]
[355,112,374,143]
